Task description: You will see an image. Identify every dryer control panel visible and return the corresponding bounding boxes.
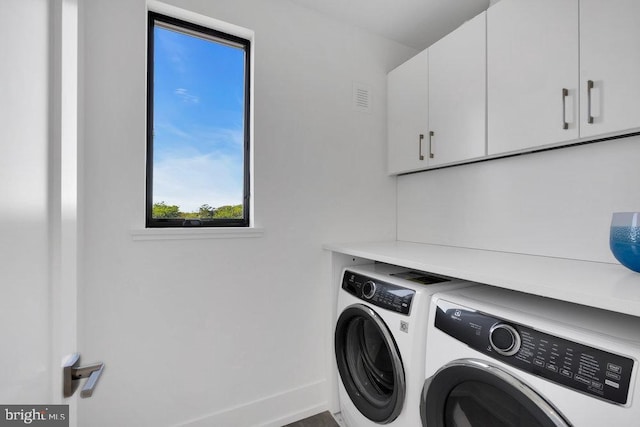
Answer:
[342,270,416,315]
[435,299,635,405]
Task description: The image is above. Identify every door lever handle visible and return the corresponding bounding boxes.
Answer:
[63,353,105,398]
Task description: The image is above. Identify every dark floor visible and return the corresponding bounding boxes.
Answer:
[282,411,339,427]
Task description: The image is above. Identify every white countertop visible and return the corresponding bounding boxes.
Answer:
[324,240,640,317]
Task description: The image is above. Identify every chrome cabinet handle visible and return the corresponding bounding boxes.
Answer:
[418,134,424,160]
[587,80,594,124]
[63,353,105,398]
[562,88,569,130]
[429,131,434,159]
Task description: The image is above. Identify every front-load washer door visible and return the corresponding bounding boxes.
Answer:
[421,359,570,427]
[335,303,405,424]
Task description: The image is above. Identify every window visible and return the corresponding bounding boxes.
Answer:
[146,12,251,227]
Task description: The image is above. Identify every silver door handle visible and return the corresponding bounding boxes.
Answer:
[429,131,434,159]
[562,88,569,130]
[418,134,425,160]
[63,353,105,398]
[587,80,595,124]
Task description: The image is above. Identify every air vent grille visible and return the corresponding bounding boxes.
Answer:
[353,82,371,113]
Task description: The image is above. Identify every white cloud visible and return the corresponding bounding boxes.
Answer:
[153,152,243,212]
[155,122,244,154]
[152,122,246,212]
[174,88,199,104]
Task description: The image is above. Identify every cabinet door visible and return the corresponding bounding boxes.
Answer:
[487,0,579,155]
[429,12,486,166]
[387,50,429,174]
[579,0,640,138]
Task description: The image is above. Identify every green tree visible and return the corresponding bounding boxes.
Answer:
[213,204,243,219]
[199,204,214,219]
[152,201,181,218]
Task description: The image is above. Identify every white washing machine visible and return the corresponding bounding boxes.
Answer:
[334,263,477,427]
[421,285,640,426]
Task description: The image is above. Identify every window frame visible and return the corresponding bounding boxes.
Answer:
[146,11,251,228]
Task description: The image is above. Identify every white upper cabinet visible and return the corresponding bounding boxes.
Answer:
[487,0,579,155]
[388,0,640,173]
[387,49,429,175]
[388,14,486,174]
[579,0,640,138]
[429,12,486,166]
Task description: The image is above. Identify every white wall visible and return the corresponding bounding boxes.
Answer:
[397,135,640,263]
[79,0,415,425]
[0,0,51,403]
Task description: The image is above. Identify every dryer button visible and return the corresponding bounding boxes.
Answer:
[489,323,521,357]
[362,281,376,299]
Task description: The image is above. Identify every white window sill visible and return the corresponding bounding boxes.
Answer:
[131,227,264,241]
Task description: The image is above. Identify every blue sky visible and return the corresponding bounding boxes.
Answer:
[153,25,246,212]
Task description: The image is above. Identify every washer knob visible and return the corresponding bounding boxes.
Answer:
[489,323,521,356]
[362,281,376,299]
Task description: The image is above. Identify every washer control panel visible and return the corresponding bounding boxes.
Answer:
[342,270,415,315]
[435,299,635,405]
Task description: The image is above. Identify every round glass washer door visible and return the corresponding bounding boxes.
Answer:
[335,303,405,424]
[420,359,570,427]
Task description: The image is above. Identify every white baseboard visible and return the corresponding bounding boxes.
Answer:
[174,380,328,427]
[258,404,328,427]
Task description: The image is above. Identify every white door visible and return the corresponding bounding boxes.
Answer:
[487,0,579,155]
[1,0,82,424]
[387,49,429,174]
[428,12,486,166]
[0,0,54,403]
[579,0,640,138]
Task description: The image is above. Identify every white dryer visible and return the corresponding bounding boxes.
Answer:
[421,286,640,426]
[334,263,476,427]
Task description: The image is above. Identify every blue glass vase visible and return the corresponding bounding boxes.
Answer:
[610,212,640,273]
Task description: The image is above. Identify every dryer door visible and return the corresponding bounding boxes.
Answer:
[421,359,570,427]
[335,303,405,424]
